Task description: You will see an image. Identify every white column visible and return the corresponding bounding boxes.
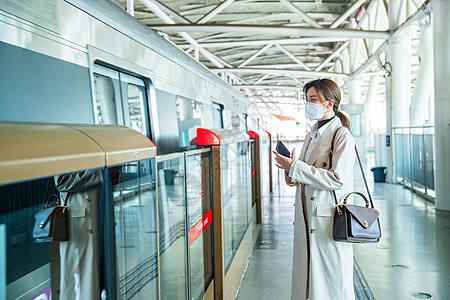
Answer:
[410,24,434,126]
[363,75,380,156]
[387,36,411,128]
[364,75,380,130]
[428,87,434,125]
[385,0,411,182]
[433,0,450,211]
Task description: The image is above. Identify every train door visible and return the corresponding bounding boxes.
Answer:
[91,64,158,299]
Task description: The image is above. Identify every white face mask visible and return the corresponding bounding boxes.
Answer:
[305,102,325,121]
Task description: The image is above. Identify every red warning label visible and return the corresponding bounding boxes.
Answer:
[189,209,212,245]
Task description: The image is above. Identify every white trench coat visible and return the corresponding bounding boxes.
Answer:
[290,117,355,300]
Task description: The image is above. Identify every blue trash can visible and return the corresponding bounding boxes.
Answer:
[370,167,387,182]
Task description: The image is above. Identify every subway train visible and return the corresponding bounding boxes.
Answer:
[0,0,256,152]
[0,1,270,299]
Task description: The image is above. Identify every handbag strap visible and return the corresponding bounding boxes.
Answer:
[329,127,375,208]
[43,178,66,208]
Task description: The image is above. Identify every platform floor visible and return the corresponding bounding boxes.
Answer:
[236,148,450,300]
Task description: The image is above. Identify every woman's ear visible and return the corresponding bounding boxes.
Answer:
[325,100,334,111]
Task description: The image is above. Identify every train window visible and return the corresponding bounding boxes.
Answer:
[126,84,145,133]
[176,96,204,149]
[120,73,148,136]
[212,102,224,129]
[93,74,119,124]
[92,64,149,136]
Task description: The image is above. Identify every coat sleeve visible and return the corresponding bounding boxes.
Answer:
[289,130,355,190]
[54,168,104,193]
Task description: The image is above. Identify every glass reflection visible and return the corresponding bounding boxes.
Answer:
[187,153,213,300]
[221,142,251,272]
[158,157,187,300]
[112,160,158,300]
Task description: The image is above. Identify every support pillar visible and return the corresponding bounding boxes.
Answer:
[433,0,450,211]
[345,80,365,159]
[410,24,434,126]
[385,0,411,183]
[363,75,380,156]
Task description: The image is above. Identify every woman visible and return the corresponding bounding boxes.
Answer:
[273,78,356,300]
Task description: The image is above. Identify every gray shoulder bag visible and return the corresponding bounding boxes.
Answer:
[329,127,382,243]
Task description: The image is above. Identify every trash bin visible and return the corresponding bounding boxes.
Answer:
[370,167,387,182]
[164,169,176,185]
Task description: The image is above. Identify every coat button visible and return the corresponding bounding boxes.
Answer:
[86,198,91,202]
[293,222,295,226]
[89,229,94,234]
[311,196,315,201]
[310,229,315,234]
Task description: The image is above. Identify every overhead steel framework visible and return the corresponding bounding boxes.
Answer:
[116,0,432,112]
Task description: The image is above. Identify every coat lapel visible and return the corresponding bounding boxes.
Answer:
[306,118,341,166]
[300,134,312,162]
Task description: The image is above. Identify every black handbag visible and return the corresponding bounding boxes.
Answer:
[329,127,381,243]
[32,181,69,243]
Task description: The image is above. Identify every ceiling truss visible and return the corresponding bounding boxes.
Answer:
[115,0,431,112]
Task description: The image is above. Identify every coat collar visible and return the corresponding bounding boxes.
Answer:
[303,117,342,165]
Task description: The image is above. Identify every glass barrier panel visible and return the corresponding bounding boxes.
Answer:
[221,142,251,272]
[157,156,187,300]
[186,152,213,300]
[424,134,434,189]
[260,137,271,215]
[250,140,257,207]
[112,160,158,300]
[0,167,104,299]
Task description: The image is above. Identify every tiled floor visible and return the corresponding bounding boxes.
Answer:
[236,147,450,300]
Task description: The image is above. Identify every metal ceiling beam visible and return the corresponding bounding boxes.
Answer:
[236,85,301,90]
[239,43,273,68]
[275,44,311,71]
[177,37,348,48]
[197,0,236,24]
[127,0,134,16]
[349,40,387,80]
[253,74,271,85]
[139,0,249,85]
[347,1,432,79]
[330,0,368,28]
[391,1,432,41]
[140,0,191,23]
[139,0,225,68]
[315,41,349,71]
[279,0,322,28]
[211,68,349,78]
[149,24,391,39]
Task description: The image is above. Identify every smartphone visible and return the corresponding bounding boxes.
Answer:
[276,141,291,157]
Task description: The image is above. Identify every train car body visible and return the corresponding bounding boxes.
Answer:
[0,0,253,154]
[0,1,258,299]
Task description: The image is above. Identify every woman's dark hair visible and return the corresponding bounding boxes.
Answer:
[303,78,351,129]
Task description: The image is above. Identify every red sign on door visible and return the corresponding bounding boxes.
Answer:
[189,209,212,245]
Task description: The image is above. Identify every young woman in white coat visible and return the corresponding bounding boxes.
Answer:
[273,78,356,300]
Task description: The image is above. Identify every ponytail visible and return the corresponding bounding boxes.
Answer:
[335,110,351,130]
